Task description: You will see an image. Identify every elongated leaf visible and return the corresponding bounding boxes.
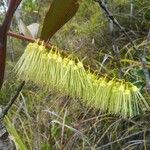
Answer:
[40,0,79,41]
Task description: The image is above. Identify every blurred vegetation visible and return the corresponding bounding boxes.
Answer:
[0,0,150,149]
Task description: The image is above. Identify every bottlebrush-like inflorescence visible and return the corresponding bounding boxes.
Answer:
[14,42,150,118]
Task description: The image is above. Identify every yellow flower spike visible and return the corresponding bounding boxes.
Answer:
[41,53,48,59]
[48,53,53,59]
[77,61,84,68]
[24,43,34,53]
[109,85,119,114]
[131,85,139,92]
[37,53,47,82]
[91,79,102,107]
[87,73,93,80]
[56,56,63,63]
[102,80,114,105]
[49,45,55,53]
[14,42,150,118]
[73,66,78,70]
[39,43,46,53]
[68,60,75,66]
[119,84,125,92]
[35,39,40,44]
[118,83,126,115]
[63,57,70,65]
[107,80,114,87]
[124,89,132,116]
[100,80,107,87]
[125,90,130,96]
[52,53,57,60]
[54,46,59,53]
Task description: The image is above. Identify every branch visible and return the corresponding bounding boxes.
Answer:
[8,31,35,43]
[0,0,22,89]
[2,0,22,32]
[7,31,53,48]
[2,81,25,117]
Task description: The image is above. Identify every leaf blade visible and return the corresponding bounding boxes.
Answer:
[40,0,79,41]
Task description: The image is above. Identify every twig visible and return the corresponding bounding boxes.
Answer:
[2,81,25,117]
[7,31,35,43]
[7,31,53,48]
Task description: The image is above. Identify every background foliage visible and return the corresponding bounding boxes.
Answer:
[0,0,150,149]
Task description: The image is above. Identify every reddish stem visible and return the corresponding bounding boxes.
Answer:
[0,28,6,88]
[0,0,22,88]
[7,31,52,48]
[8,31,35,43]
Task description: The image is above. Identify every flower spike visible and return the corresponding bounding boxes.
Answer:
[14,42,150,118]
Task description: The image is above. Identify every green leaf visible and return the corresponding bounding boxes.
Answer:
[40,0,79,41]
